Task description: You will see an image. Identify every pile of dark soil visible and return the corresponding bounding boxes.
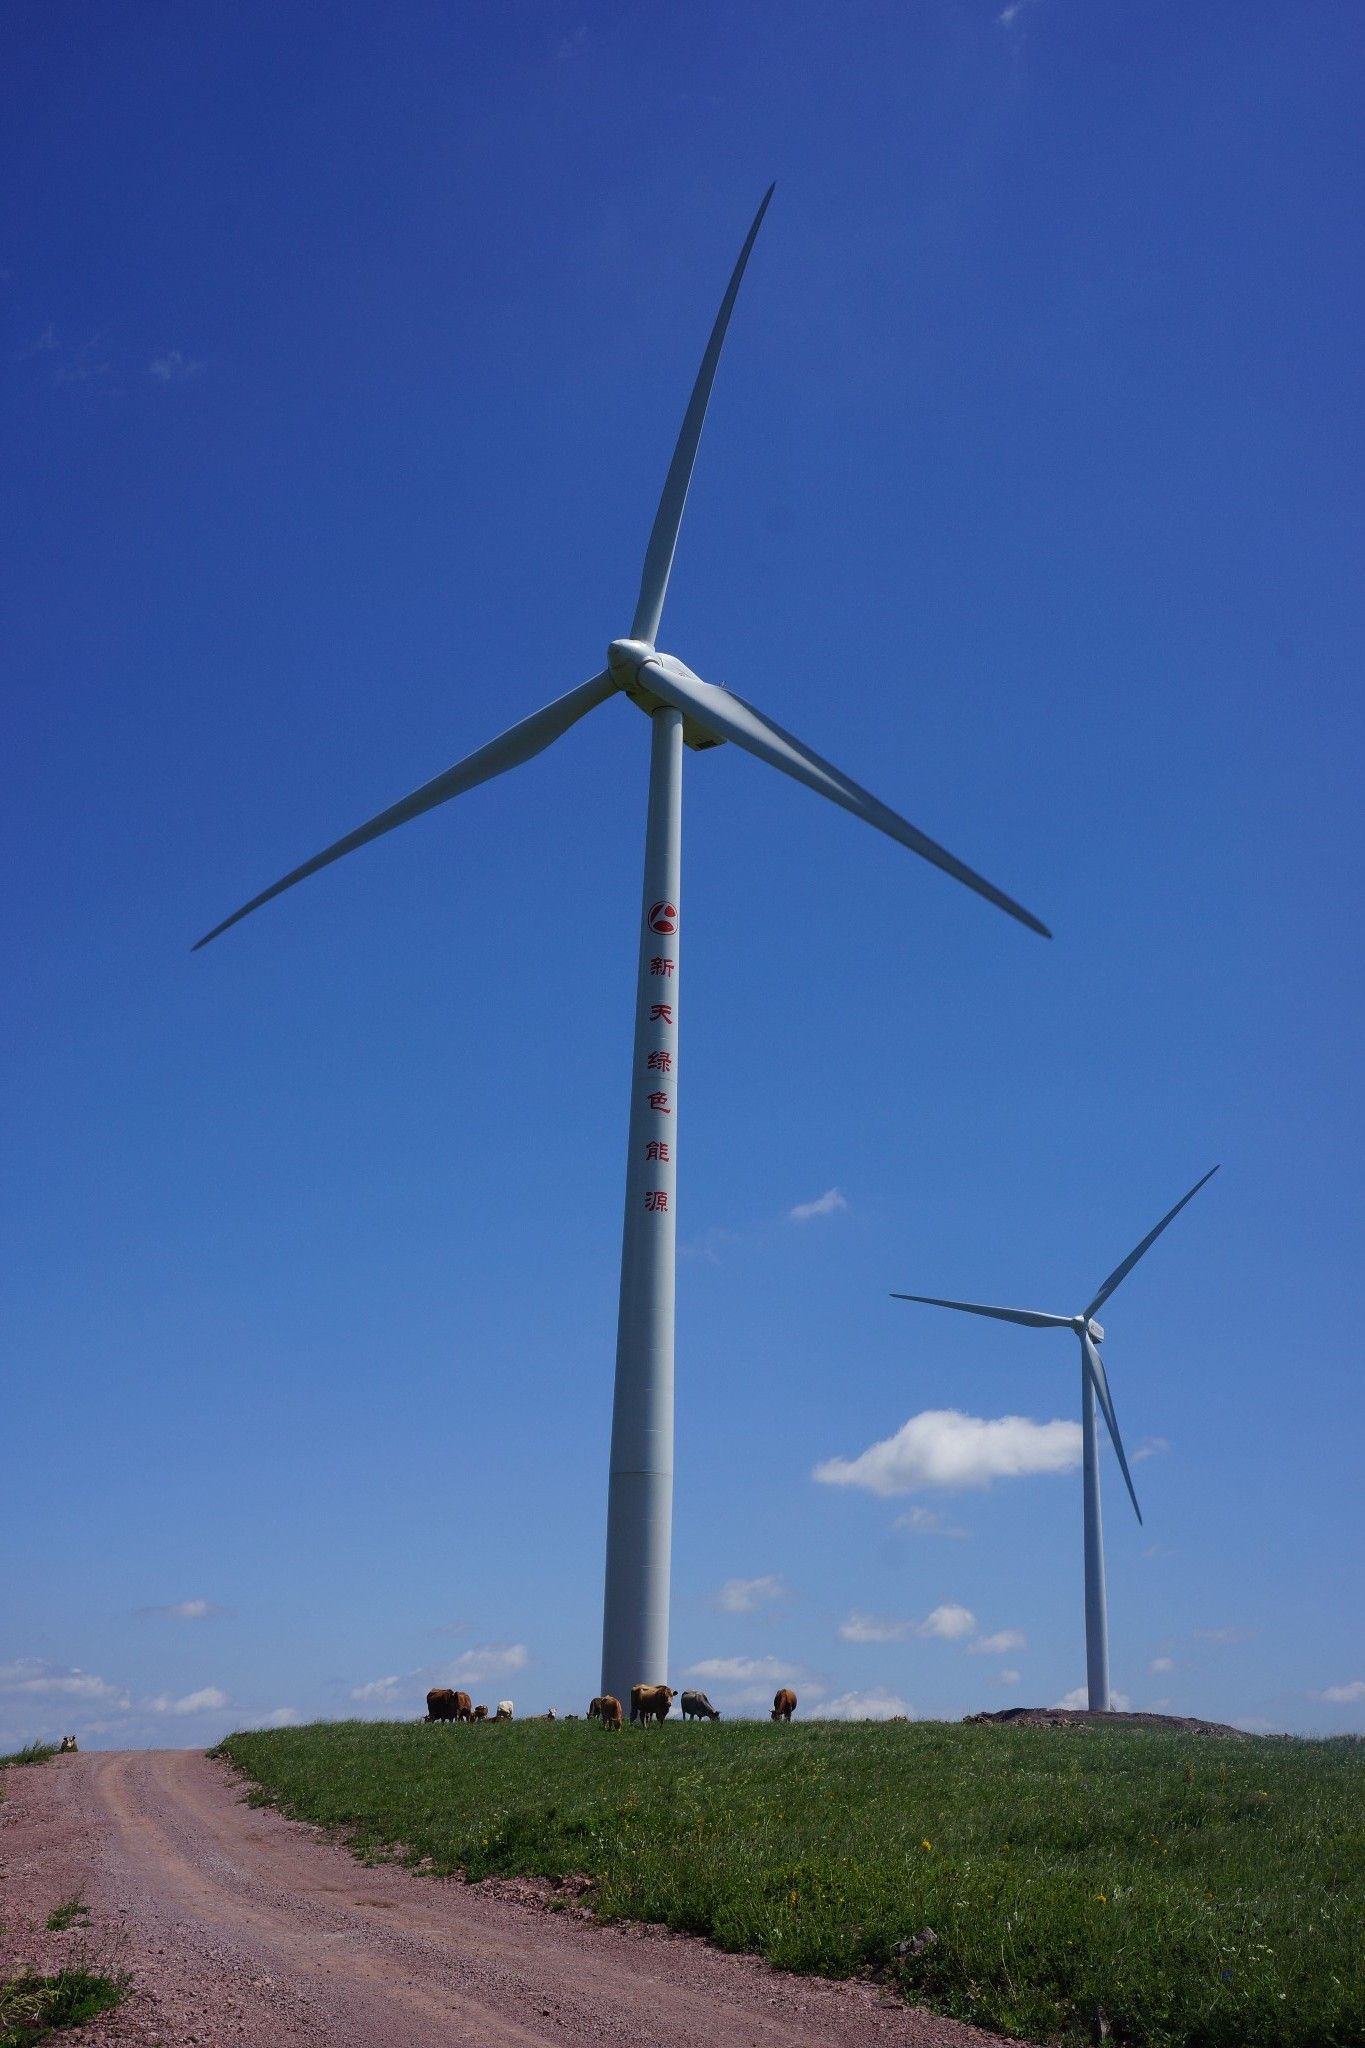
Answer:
[965,1706,1251,1738]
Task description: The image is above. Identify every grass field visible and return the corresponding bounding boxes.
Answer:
[218,1716,1364,2047]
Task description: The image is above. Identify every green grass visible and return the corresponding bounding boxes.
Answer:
[0,1745,58,1771]
[42,1903,88,1936]
[0,1967,127,2047]
[217,1717,1364,2047]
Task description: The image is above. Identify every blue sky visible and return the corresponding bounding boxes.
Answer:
[4,0,1362,1747]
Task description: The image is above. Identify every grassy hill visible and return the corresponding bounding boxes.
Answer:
[217,1716,1364,2047]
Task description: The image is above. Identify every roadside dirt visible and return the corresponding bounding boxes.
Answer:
[1,1750,1023,2047]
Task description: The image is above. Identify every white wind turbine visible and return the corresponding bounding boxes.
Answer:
[893,1165,1219,1711]
[195,188,1050,1705]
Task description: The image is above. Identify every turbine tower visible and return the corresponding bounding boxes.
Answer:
[893,1166,1218,1711]
[195,189,1050,1706]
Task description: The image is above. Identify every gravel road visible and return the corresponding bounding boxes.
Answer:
[1,1749,1023,2047]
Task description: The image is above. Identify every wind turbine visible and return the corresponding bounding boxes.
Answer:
[893,1165,1218,1711]
[195,188,1050,1706]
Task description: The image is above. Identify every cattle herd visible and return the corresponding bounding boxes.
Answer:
[423,1684,799,1725]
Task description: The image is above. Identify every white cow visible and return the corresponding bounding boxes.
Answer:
[495,1699,514,1721]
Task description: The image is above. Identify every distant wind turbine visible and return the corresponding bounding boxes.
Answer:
[195,188,1050,1706]
[893,1166,1219,1711]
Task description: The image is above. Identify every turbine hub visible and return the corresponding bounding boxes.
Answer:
[607,641,728,752]
[607,638,654,689]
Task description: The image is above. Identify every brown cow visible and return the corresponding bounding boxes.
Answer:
[592,1693,623,1730]
[425,1687,473,1723]
[630,1683,676,1724]
[472,1704,489,1721]
[771,1688,797,1722]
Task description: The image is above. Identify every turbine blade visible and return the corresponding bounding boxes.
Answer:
[1082,1329,1142,1524]
[892,1292,1073,1329]
[1084,1165,1220,1320]
[642,661,1051,936]
[630,186,775,646]
[194,670,615,949]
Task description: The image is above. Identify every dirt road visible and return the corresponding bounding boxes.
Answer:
[0,1749,1020,2047]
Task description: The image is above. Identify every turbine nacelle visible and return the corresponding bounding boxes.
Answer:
[608,640,729,752]
[1075,1314,1105,1343]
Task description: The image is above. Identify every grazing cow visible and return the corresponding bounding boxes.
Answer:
[593,1693,623,1730]
[771,1688,797,1722]
[58,1735,78,1753]
[472,1704,489,1721]
[630,1683,676,1725]
[425,1688,473,1723]
[681,1690,720,1721]
[587,1696,606,1720]
[495,1700,514,1721]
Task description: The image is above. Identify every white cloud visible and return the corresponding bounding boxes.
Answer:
[919,1603,978,1640]
[141,1598,219,1620]
[684,1654,820,1710]
[442,1644,528,1685]
[839,1603,976,1644]
[0,1659,129,1707]
[996,1669,1021,1686]
[1054,1687,1132,1711]
[1319,1680,1365,1704]
[149,349,203,382]
[350,1674,404,1703]
[713,1574,785,1614]
[818,1688,911,1721]
[967,1629,1027,1655]
[261,1706,301,1727]
[680,1224,741,1265]
[814,1408,1081,1497]
[1150,1656,1175,1673]
[686,1654,802,1684]
[894,1505,969,1539]
[839,1611,909,1644]
[1133,1437,1170,1462]
[351,1645,529,1708]
[147,1686,229,1716]
[788,1187,848,1223]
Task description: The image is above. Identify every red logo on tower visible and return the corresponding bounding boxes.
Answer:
[647,900,679,936]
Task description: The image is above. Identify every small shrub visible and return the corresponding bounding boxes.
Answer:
[43,1902,89,1935]
[0,1744,59,1772]
[0,1966,127,2046]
